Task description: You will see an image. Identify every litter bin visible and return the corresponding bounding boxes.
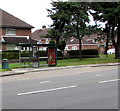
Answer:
[32,57,39,68]
[2,59,9,69]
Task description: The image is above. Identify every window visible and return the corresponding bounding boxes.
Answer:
[7,44,15,50]
[6,28,16,35]
[37,40,41,44]
[46,39,49,44]
[65,46,69,50]
[21,47,28,51]
[72,46,77,50]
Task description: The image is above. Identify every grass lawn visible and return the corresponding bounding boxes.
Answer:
[0,54,119,72]
[57,54,119,66]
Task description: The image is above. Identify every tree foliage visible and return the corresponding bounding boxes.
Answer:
[47,2,90,59]
[47,2,120,59]
[89,2,120,59]
[57,40,66,51]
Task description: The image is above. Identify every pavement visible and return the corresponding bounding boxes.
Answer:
[1,62,120,77]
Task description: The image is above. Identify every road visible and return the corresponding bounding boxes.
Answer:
[2,66,119,109]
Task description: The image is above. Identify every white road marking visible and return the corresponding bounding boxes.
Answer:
[96,74,102,76]
[17,85,77,96]
[99,79,120,84]
[40,81,51,84]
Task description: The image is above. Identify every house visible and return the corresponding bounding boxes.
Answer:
[65,34,105,54]
[0,9,36,51]
[32,25,51,50]
[32,27,106,53]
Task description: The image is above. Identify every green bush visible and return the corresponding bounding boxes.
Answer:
[48,40,56,48]
[49,40,55,45]
[57,40,66,51]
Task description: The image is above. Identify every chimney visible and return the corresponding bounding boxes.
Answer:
[42,25,46,30]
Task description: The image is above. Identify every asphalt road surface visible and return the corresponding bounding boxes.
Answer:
[2,66,119,109]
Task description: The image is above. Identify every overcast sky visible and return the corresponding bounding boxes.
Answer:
[1,0,54,32]
[1,0,104,32]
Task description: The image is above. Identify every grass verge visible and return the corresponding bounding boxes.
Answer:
[0,54,119,72]
[57,54,119,66]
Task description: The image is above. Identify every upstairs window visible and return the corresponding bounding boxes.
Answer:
[6,28,16,35]
[46,39,49,44]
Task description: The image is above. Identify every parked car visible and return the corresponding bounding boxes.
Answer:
[107,49,115,54]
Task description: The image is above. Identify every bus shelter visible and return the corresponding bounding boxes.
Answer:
[16,43,57,68]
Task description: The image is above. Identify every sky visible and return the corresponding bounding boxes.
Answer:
[0,0,54,32]
[1,0,104,32]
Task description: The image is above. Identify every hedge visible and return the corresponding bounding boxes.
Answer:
[82,49,98,55]
[3,50,19,53]
[2,50,63,59]
[68,49,99,58]
[2,49,98,59]
[2,52,19,59]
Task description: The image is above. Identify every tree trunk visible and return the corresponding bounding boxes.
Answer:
[62,50,64,59]
[104,23,110,57]
[76,19,82,60]
[114,45,120,59]
[79,38,82,59]
[111,23,117,59]
[56,37,60,45]
[104,33,109,57]
[116,21,120,59]
[111,21,120,59]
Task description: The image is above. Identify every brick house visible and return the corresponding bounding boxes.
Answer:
[32,25,51,50]
[32,27,106,53]
[0,9,36,51]
[66,34,105,54]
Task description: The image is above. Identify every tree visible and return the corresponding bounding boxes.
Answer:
[69,3,89,59]
[58,40,66,51]
[47,2,72,44]
[47,2,90,59]
[58,40,66,58]
[89,2,120,59]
